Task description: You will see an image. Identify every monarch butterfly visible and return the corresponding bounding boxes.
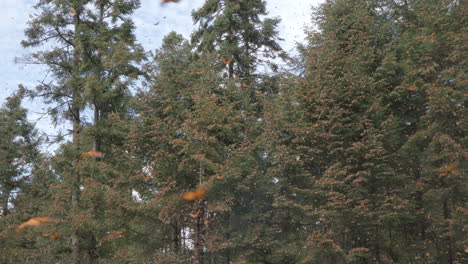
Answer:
[222,57,233,65]
[182,189,206,201]
[43,233,60,239]
[190,211,200,218]
[82,150,104,160]
[16,217,52,234]
[70,8,77,16]
[439,162,458,174]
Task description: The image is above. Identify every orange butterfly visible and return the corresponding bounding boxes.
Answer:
[16,217,52,234]
[190,211,200,218]
[182,189,206,201]
[407,87,417,91]
[43,233,60,239]
[82,150,104,160]
[438,162,458,174]
[222,57,232,65]
[70,8,77,16]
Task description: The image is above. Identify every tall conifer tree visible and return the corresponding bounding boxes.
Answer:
[0,91,39,217]
[192,0,283,80]
[21,0,144,262]
[376,0,467,262]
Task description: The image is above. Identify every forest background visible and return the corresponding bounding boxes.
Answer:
[0,0,466,264]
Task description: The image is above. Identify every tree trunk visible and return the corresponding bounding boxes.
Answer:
[194,201,206,264]
[443,200,453,264]
[2,196,9,216]
[71,5,82,263]
[71,104,81,264]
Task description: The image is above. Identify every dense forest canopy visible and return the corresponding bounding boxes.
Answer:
[0,0,466,263]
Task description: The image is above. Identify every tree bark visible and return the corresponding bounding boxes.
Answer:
[71,5,82,263]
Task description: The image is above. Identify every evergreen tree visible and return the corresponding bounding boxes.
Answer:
[0,91,40,217]
[190,0,285,261]
[7,0,465,263]
[0,91,59,263]
[264,0,399,262]
[376,0,467,262]
[21,0,144,262]
[123,31,263,263]
[191,0,283,81]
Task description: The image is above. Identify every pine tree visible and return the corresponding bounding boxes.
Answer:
[0,91,40,217]
[122,31,261,263]
[375,0,467,262]
[191,0,283,82]
[263,0,400,262]
[0,91,58,263]
[189,2,287,262]
[21,0,144,262]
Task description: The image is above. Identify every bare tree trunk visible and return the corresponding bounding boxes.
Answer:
[71,104,81,264]
[87,234,98,264]
[84,3,106,263]
[85,104,100,264]
[443,200,453,264]
[71,4,82,263]
[2,196,9,216]
[194,201,206,264]
[172,220,180,255]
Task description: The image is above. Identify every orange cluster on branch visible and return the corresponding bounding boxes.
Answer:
[438,162,458,174]
[182,189,206,201]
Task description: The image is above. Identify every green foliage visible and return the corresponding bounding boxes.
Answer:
[192,0,284,79]
[4,0,466,263]
[0,90,40,217]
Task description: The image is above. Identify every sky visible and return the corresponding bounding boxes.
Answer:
[0,0,322,148]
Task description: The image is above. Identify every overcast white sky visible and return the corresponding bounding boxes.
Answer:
[0,0,322,146]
